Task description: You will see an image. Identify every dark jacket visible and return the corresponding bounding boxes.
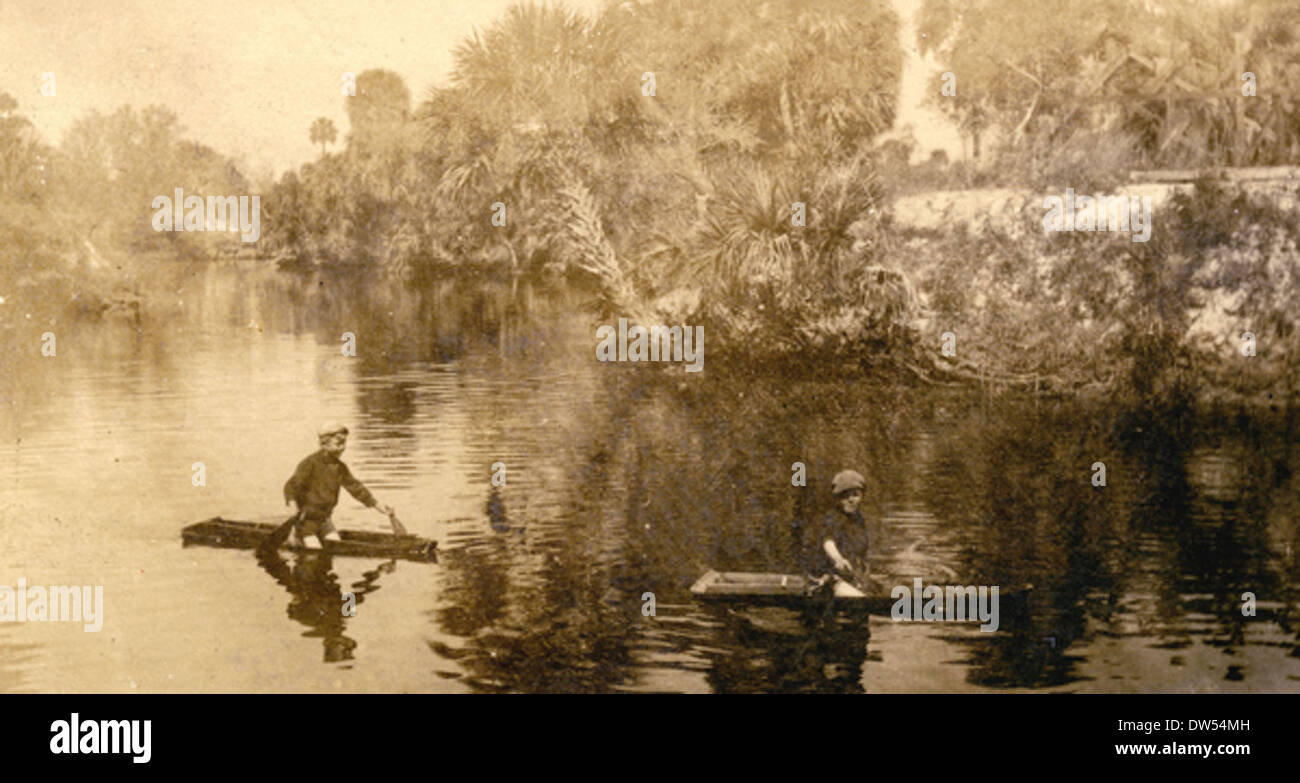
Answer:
[795,508,867,577]
[284,450,377,521]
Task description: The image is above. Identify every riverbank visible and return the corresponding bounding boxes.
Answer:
[8,166,1299,414]
[863,174,1300,407]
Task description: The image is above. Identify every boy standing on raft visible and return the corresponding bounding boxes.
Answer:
[283,423,396,549]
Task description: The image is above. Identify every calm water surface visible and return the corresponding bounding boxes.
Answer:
[2,260,1299,693]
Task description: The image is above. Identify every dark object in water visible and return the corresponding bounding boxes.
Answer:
[182,517,437,562]
[690,570,891,614]
[693,570,1036,627]
[486,486,510,532]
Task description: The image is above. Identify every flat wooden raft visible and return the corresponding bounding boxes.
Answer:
[690,570,895,614]
[181,517,437,562]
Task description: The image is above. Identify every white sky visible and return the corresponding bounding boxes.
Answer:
[0,0,961,177]
[892,0,966,162]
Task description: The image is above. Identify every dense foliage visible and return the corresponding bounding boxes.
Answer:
[260,0,910,365]
[4,0,1299,404]
[904,179,1300,405]
[0,93,250,327]
[917,0,1300,188]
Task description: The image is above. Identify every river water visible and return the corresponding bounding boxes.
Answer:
[2,260,1299,693]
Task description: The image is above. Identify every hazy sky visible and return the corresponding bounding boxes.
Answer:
[0,0,959,178]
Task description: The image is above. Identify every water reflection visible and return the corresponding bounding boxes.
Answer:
[704,607,873,693]
[255,547,396,663]
[4,261,1300,692]
[486,486,521,534]
[430,484,641,693]
[0,628,39,693]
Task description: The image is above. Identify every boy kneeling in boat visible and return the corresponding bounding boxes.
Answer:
[283,423,394,549]
[798,470,870,594]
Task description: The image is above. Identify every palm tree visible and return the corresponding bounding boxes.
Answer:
[449,2,595,132]
[309,117,337,157]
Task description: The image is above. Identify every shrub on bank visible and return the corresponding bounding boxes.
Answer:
[899,179,1300,405]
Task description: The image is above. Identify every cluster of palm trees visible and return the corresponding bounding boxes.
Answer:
[259,0,1300,387]
[263,0,916,366]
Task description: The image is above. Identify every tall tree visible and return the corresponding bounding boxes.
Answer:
[346,69,411,154]
[0,92,45,200]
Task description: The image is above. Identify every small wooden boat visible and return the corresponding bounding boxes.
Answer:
[181,517,438,562]
[690,570,895,614]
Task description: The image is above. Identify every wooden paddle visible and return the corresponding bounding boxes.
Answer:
[260,511,300,554]
[385,509,409,537]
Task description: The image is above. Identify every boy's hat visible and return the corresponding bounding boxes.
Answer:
[831,470,865,495]
[318,422,349,439]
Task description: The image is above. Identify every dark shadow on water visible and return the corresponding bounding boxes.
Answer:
[422,367,1300,690]
[147,265,1298,692]
[704,607,873,693]
[430,538,639,693]
[255,547,396,663]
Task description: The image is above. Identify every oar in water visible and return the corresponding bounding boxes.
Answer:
[259,512,300,554]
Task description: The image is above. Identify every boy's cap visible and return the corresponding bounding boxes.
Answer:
[831,470,865,495]
[318,422,349,438]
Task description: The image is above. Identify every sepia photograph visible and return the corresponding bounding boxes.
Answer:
[1,0,1296,749]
